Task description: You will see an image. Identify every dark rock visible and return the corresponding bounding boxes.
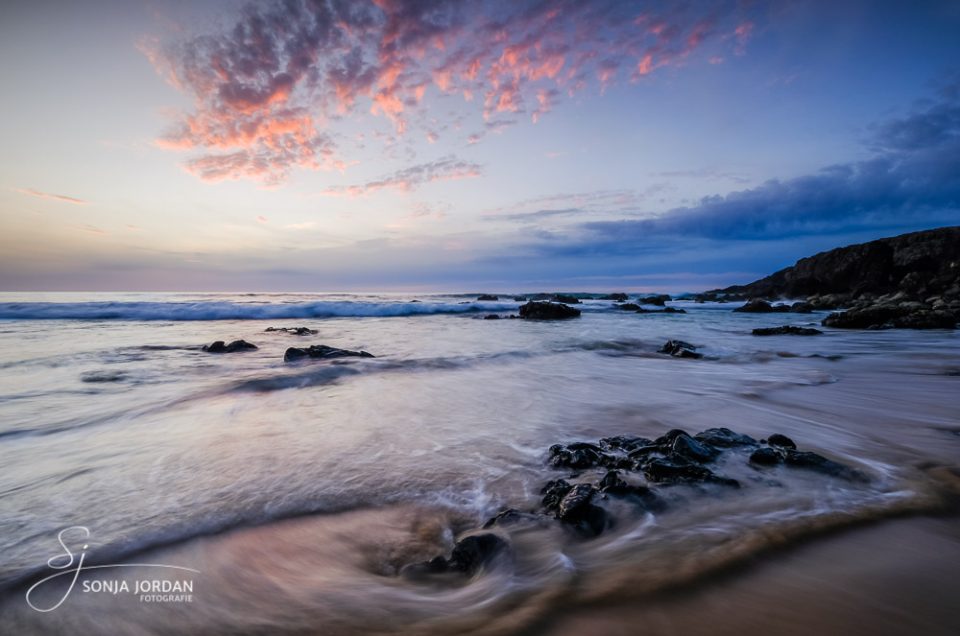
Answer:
[512,296,528,301]
[447,533,509,573]
[767,433,797,450]
[551,294,581,304]
[599,435,654,452]
[671,433,721,463]
[637,307,687,314]
[735,299,791,313]
[752,325,823,336]
[749,447,783,466]
[641,457,740,488]
[548,442,604,469]
[482,508,539,529]
[284,344,374,362]
[616,303,641,311]
[653,428,691,446]
[658,340,703,359]
[603,293,629,301]
[791,302,814,313]
[477,294,499,301]
[555,484,608,537]
[695,427,758,448]
[823,305,956,329]
[637,294,670,306]
[663,307,687,313]
[265,327,317,335]
[598,471,666,511]
[483,314,501,320]
[540,479,573,511]
[783,450,865,481]
[518,301,581,320]
[202,339,258,353]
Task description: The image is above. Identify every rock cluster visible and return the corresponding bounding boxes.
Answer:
[202,340,258,353]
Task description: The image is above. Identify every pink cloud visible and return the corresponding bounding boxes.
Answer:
[14,188,88,205]
[147,1,756,183]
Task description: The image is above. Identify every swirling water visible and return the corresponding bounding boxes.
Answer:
[0,292,958,634]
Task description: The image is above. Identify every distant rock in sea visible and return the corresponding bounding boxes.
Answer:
[752,325,823,336]
[518,301,581,320]
[202,339,258,353]
[284,344,375,362]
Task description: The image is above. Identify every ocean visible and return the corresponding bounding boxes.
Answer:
[1,292,958,634]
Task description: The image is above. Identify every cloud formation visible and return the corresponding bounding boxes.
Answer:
[14,188,88,205]
[509,85,960,256]
[320,155,480,196]
[147,0,755,183]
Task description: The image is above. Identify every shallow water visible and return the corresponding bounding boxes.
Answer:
[0,292,958,634]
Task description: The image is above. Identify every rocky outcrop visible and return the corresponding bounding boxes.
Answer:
[734,299,792,313]
[637,294,671,306]
[551,294,581,304]
[202,340,258,353]
[284,345,375,362]
[752,326,823,336]
[518,301,581,320]
[703,227,960,329]
[476,294,499,301]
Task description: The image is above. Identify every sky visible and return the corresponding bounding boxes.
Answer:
[0,0,958,293]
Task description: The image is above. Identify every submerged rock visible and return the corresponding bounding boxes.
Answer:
[284,345,375,362]
[637,294,670,306]
[616,303,641,311]
[637,307,687,314]
[749,447,782,466]
[603,293,629,301]
[476,294,499,301]
[752,325,823,336]
[403,533,509,578]
[202,340,258,353]
[695,428,758,448]
[658,340,703,359]
[767,433,797,450]
[518,301,581,320]
[483,314,501,320]
[265,327,317,335]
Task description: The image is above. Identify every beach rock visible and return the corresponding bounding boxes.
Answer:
[694,427,758,448]
[749,447,782,466]
[265,327,317,335]
[671,433,721,463]
[734,299,791,313]
[783,450,865,481]
[540,479,573,511]
[752,325,823,336]
[551,294,581,304]
[555,484,608,537]
[616,303,641,311]
[637,294,670,306]
[518,301,581,320]
[767,433,797,450]
[603,293,629,301]
[658,340,703,359]
[202,339,258,353]
[284,345,375,362]
[640,457,740,488]
[549,442,604,469]
[404,533,509,578]
[477,294,499,301]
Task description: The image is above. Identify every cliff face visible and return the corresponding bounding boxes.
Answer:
[712,227,960,301]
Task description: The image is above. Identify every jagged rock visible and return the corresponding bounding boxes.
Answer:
[658,340,703,359]
[477,294,499,301]
[284,345,374,362]
[202,339,258,353]
[518,301,581,320]
[694,428,758,447]
[671,433,721,463]
[548,442,605,469]
[749,447,782,466]
[265,327,317,335]
[752,325,823,336]
[767,434,797,450]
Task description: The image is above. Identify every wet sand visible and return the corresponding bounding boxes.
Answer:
[545,514,960,636]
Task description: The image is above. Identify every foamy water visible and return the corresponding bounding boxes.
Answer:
[0,292,958,634]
